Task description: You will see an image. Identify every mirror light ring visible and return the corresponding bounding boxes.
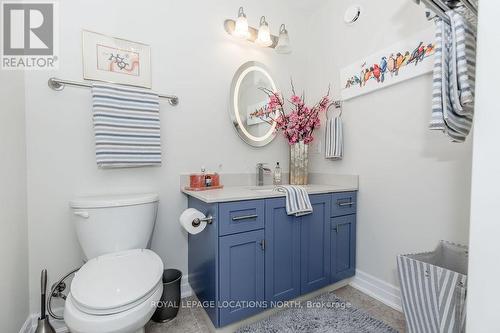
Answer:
[233,66,277,143]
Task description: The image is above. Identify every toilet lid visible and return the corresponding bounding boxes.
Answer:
[71,249,164,314]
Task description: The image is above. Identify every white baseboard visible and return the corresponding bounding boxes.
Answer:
[350,269,403,312]
[20,278,193,333]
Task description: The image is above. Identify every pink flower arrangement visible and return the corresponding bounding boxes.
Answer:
[255,82,330,145]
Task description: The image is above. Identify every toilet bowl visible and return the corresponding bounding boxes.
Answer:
[64,249,164,333]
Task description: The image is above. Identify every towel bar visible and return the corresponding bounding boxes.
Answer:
[47,77,179,106]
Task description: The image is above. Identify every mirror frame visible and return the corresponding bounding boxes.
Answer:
[229,61,278,147]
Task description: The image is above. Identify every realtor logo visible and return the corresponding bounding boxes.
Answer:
[1,1,58,69]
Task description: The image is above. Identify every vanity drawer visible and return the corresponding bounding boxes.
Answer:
[331,192,357,217]
[219,200,265,236]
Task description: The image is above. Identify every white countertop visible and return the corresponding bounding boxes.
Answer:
[181,184,358,203]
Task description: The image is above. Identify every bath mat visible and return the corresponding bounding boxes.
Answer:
[236,292,399,333]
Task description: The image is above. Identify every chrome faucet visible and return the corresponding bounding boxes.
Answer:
[256,163,271,186]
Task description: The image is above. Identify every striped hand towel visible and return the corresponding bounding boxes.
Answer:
[430,19,447,132]
[448,10,476,117]
[276,185,313,216]
[325,115,343,159]
[91,83,161,168]
[442,16,473,142]
[429,11,475,143]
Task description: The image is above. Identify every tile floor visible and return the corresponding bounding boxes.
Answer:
[145,285,406,333]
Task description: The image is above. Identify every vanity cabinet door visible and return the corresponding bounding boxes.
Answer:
[300,194,331,294]
[219,230,265,326]
[265,198,301,304]
[331,214,356,283]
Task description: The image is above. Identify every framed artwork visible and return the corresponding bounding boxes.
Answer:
[340,27,436,100]
[82,30,151,88]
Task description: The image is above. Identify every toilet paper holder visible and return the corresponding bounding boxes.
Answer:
[192,215,214,227]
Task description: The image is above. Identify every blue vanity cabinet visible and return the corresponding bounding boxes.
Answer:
[300,194,332,294]
[187,191,357,328]
[331,214,356,283]
[265,198,301,303]
[219,229,266,326]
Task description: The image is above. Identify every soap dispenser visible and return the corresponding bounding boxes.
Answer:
[273,162,282,185]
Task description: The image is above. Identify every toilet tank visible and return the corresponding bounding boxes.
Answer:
[69,193,159,260]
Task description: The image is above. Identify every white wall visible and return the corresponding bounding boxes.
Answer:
[304,0,472,288]
[24,0,309,313]
[0,71,29,331]
[466,1,500,331]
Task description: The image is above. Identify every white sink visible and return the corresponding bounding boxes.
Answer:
[247,186,277,193]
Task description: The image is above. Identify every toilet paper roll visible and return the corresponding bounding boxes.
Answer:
[179,208,207,235]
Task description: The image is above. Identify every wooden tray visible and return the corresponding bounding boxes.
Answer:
[184,185,224,191]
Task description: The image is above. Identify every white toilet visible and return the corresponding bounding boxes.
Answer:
[64,193,164,333]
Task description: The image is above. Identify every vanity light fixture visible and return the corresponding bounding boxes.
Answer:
[233,7,250,39]
[224,9,289,52]
[256,16,272,47]
[275,24,292,54]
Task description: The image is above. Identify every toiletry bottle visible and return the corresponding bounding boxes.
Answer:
[201,167,207,188]
[205,174,212,187]
[273,162,282,185]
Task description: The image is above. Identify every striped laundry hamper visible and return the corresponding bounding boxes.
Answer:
[397,241,468,333]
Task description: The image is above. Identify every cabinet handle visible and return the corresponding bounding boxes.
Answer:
[260,239,266,251]
[232,214,258,221]
[337,200,354,207]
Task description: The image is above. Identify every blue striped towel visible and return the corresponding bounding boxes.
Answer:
[429,11,475,143]
[325,116,343,159]
[91,83,161,168]
[447,10,476,117]
[276,185,313,216]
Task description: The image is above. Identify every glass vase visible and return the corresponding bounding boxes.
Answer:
[289,141,309,185]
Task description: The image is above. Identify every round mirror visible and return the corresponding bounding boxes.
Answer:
[229,61,277,147]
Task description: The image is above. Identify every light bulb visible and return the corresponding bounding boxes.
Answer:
[275,24,292,54]
[233,7,249,39]
[256,16,272,47]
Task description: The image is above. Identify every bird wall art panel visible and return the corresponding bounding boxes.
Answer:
[340,27,435,101]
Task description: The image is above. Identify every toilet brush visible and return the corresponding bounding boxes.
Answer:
[35,269,56,333]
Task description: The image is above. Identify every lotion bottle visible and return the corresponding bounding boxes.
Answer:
[273,162,282,185]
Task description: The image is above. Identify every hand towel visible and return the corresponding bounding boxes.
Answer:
[429,14,474,143]
[448,10,476,117]
[91,83,161,168]
[276,185,313,217]
[430,19,447,132]
[325,115,343,159]
[443,11,474,141]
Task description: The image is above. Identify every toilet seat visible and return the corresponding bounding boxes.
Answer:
[64,283,163,333]
[70,249,163,315]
